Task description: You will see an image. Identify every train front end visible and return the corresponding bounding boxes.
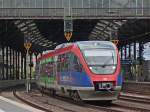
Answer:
[77,41,122,101]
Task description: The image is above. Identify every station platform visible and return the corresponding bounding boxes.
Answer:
[0,95,43,112]
[0,79,36,89]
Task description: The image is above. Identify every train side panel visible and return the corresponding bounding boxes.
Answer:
[57,72,93,89]
[36,56,58,90]
[56,51,94,91]
[36,41,122,101]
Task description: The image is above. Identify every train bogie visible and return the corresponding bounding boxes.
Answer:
[78,90,119,101]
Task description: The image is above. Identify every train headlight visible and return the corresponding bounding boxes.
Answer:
[112,66,116,69]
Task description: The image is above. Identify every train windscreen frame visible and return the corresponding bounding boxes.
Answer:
[77,41,117,75]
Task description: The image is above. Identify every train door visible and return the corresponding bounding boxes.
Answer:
[69,53,83,73]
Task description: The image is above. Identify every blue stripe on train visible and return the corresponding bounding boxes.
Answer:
[57,71,93,87]
[117,74,123,86]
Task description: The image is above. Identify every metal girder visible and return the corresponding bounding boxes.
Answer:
[90,20,110,40]
[0,21,24,51]
[118,19,150,44]
[14,20,54,49]
[90,31,109,39]
[89,19,125,41]
[93,29,110,37]
[0,0,149,19]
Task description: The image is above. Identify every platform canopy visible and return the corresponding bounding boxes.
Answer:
[0,19,97,53]
[0,0,150,53]
[1,19,150,53]
[0,0,150,19]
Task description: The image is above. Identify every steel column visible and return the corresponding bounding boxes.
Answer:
[139,42,143,64]
[35,53,38,64]
[9,47,12,79]
[134,42,136,60]
[15,51,18,79]
[13,49,15,79]
[29,53,32,81]
[6,46,8,80]
[0,46,1,80]
[2,46,4,80]
[24,53,26,79]
[21,53,23,79]
[17,52,20,79]
[133,42,137,81]
[124,45,127,59]
[129,43,131,59]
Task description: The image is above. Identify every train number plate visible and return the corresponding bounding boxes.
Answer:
[98,82,112,90]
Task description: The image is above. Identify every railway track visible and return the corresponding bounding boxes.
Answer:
[86,100,150,112]
[119,93,150,104]
[13,90,150,112]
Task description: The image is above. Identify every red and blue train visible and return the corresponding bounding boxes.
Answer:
[35,41,122,102]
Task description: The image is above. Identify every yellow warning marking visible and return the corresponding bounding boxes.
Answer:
[111,40,119,45]
[24,43,32,50]
[64,32,72,41]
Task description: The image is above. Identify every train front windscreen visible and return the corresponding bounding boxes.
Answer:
[77,41,117,75]
[83,49,117,74]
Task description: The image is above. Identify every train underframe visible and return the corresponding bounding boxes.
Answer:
[38,83,121,102]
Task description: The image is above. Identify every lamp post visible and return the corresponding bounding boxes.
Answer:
[24,37,32,93]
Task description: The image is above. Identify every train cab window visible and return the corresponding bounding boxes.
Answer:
[83,49,117,74]
[70,53,83,72]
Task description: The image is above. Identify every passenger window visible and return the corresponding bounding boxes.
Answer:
[57,55,61,72]
[72,54,83,72]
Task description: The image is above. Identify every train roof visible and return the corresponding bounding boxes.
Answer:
[55,41,115,49]
[37,44,74,61]
[76,41,114,45]
[37,41,116,61]
[76,41,116,50]
[55,43,73,49]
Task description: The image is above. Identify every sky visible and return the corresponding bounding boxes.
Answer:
[143,42,150,60]
[120,42,150,60]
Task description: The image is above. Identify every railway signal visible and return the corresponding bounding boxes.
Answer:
[111,40,119,45]
[64,31,72,41]
[64,19,73,41]
[24,42,32,50]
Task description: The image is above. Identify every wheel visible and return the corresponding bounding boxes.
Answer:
[104,100,112,105]
[52,89,56,96]
[72,91,82,102]
[49,89,56,96]
[40,87,44,96]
